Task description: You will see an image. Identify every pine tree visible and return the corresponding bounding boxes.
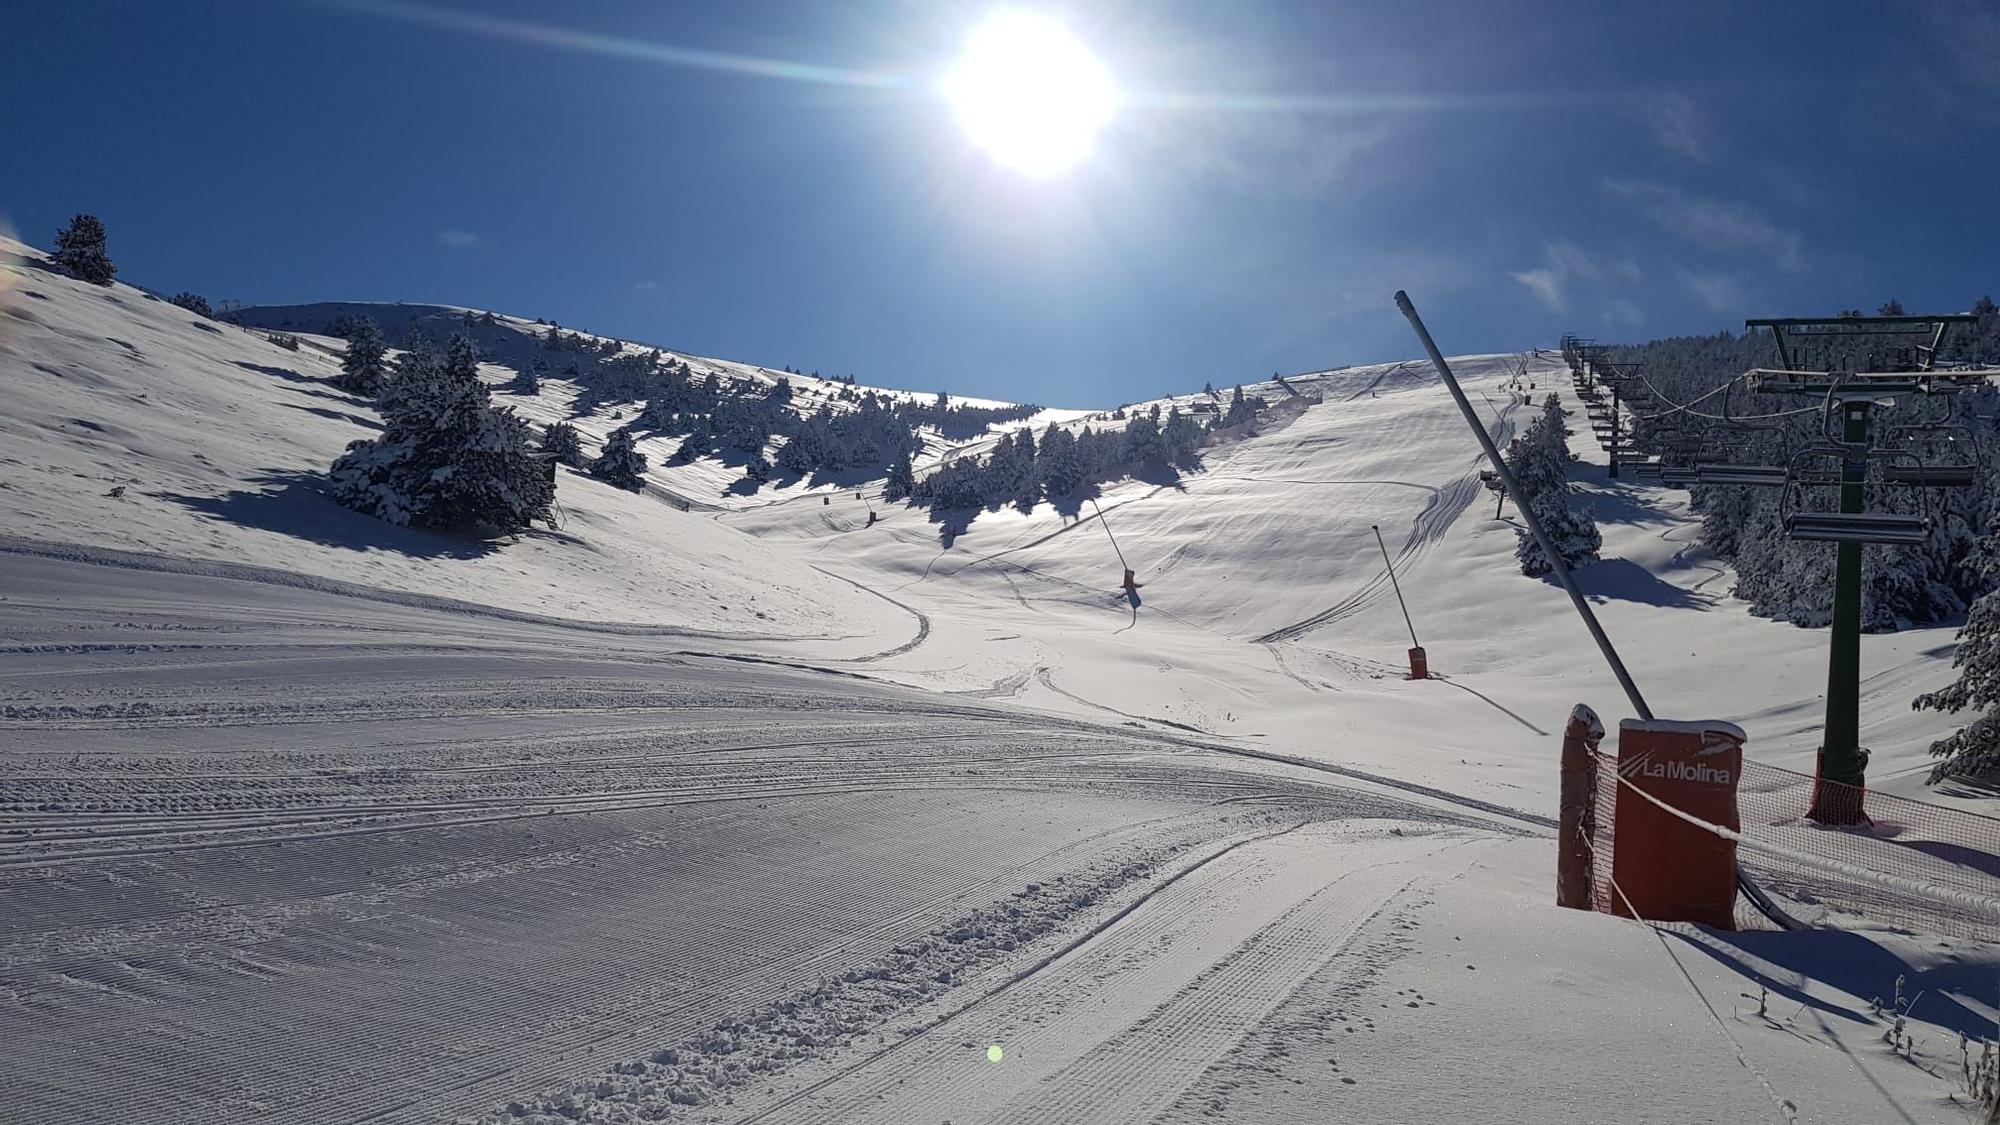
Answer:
[53,214,116,285]
[1915,547,2000,780]
[884,449,917,501]
[1010,427,1040,512]
[590,427,648,491]
[1122,411,1163,464]
[335,318,390,397]
[1515,489,1603,576]
[168,292,213,318]
[1038,424,1082,497]
[508,357,545,395]
[328,333,553,531]
[1161,407,1203,471]
[1510,395,1599,576]
[540,421,587,468]
[1223,385,1256,428]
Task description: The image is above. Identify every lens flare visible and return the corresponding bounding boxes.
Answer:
[940,10,1119,177]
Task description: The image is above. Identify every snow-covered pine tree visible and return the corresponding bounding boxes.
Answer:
[1915,541,2000,780]
[1515,489,1603,577]
[1122,410,1163,464]
[1510,394,1599,576]
[884,450,916,502]
[1038,424,1081,498]
[168,292,213,317]
[53,214,116,285]
[1161,407,1203,471]
[328,333,553,532]
[590,427,648,491]
[1223,385,1254,428]
[335,318,390,397]
[1010,427,1040,512]
[508,357,545,395]
[540,421,587,468]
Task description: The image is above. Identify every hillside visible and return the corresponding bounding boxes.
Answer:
[3,237,1994,1125]
[1,235,1978,807]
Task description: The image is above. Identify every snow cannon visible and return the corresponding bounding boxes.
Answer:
[1405,646,1427,680]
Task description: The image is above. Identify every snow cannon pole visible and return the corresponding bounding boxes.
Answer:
[1395,291,1653,721]
[1089,498,1135,587]
[1372,524,1427,680]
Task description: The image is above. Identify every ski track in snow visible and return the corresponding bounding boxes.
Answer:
[739,826,1492,1125]
[1252,392,1523,645]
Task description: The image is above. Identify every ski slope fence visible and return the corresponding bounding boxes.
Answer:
[1582,749,2000,941]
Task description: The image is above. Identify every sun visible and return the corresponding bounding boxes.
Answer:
[940,10,1119,178]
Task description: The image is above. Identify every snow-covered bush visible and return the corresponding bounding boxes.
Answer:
[168,292,213,318]
[53,214,116,285]
[328,333,554,532]
[334,317,389,397]
[590,427,648,491]
[540,421,586,468]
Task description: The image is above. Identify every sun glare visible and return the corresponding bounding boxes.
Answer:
[940,10,1119,178]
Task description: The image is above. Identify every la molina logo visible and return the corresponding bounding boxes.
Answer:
[1622,756,1733,786]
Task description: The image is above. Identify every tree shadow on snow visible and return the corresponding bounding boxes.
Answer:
[235,360,377,406]
[1574,486,1679,528]
[1565,557,1713,610]
[1932,774,2000,802]
[929,505,975,549]
[160,470,500,560]
[1668,927,1998,1041]
[280,402,381,430]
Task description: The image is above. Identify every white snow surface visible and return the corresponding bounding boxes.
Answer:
[2,239,1995,1124]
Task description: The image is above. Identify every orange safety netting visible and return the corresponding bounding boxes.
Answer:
[1581,748,2000,941]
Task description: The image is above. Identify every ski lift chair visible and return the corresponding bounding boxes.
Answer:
[1776,447,1933,545]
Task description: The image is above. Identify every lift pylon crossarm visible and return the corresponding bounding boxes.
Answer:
[1747,312,1983,376]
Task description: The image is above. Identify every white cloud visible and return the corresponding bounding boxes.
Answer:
[1600,179,1801,270]
[634,280,661,293]
[1927,0,2000,90]
[439,228,482,250]
[1678,269,1750,314]
[1646,93,1708,162]
[1164,113,1393,196]
[1509,267,1564,311]
[1604,297,1645,328]
[1507,240,1600,312]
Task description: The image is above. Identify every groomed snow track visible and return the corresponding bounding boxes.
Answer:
[0,550,1513,1125]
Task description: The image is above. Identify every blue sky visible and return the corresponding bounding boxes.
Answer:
[5,0,1997,407]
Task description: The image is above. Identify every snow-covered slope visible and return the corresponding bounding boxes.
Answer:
[719,355,1972,815]
[4,238,1993,1125]
[0,235,1974,806]
[0,238,907,642]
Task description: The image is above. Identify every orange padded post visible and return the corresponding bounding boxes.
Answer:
[1610,719,1745,928]
[1557,704,1604,910]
